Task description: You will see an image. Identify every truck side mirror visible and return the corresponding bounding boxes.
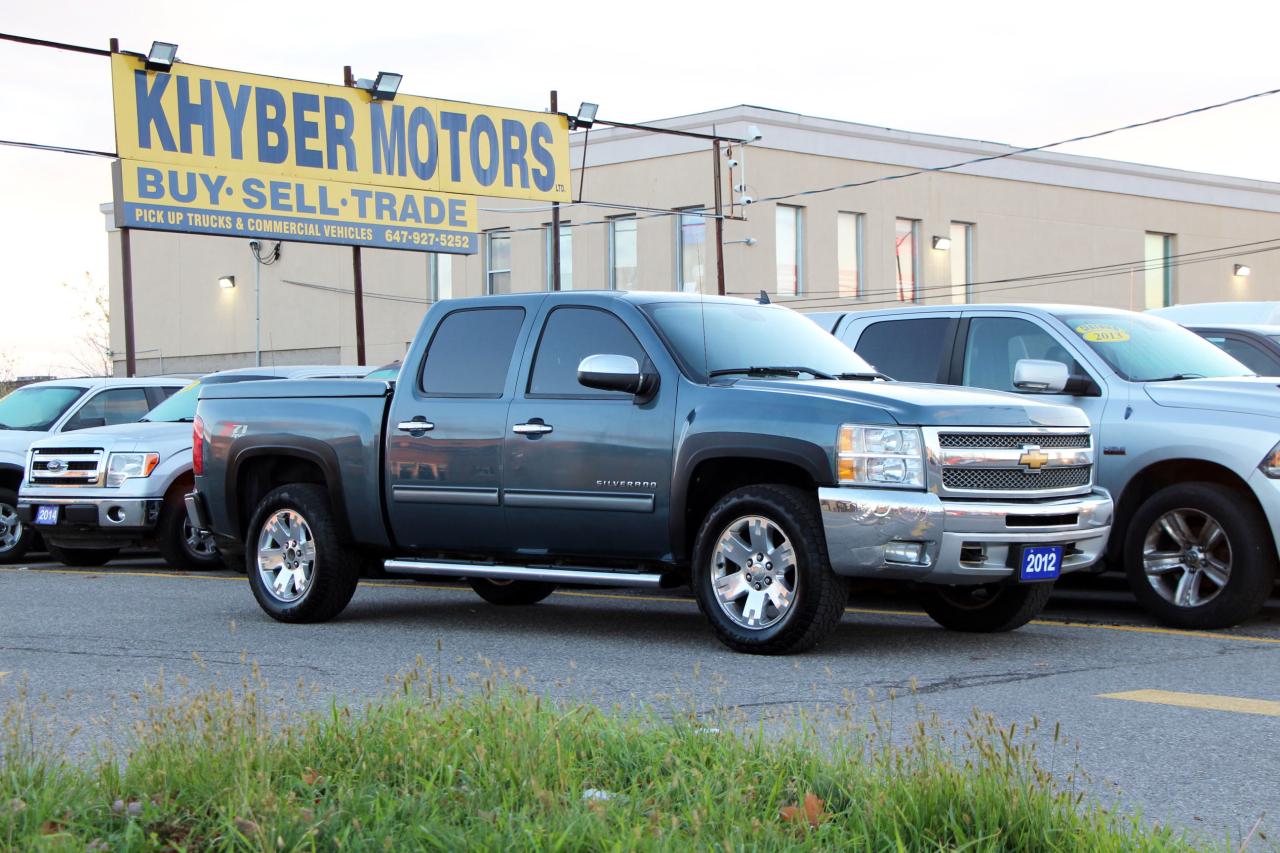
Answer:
[577,354,656,397]
[1013,359,1069,394]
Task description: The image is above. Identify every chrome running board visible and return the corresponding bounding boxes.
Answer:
[383,558,671,588]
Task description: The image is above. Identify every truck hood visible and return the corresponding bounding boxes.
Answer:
[732,378,1090,428]
[27,421,195,456]
[1144,377,1280,420]
[0,429,45,467]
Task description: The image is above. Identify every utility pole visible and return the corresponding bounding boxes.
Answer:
[109,37,137,377]
[713,139,726,296]
[344,64,367,364]
[550,90,561,291]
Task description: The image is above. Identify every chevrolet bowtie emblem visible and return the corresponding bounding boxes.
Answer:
[1019,446,1050,471]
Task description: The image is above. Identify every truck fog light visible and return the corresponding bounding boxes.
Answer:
[107,506,126,524]
[885,540,927,565]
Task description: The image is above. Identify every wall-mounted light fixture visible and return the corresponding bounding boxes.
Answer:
[354,71,402,101]
[1234,264,1252,277]
[217,275,236,290]
[145,41,178,72]
[932,235,952,251]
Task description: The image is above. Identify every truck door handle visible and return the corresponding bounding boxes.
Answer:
[512,422,553,436]
[397,419,435,433]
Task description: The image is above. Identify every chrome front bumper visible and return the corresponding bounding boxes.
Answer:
[16,495,161,530]
[818,486,1112,584]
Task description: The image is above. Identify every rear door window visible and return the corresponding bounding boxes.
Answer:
[852,318,954,383]
[420,308,525,397]
[1201,335,1280,375]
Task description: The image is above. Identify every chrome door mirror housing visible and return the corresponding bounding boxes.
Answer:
[577,354,655,397]
[1013,359,1069,394]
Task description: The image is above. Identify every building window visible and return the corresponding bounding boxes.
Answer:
[837,211,864,297]
[894,218,920,302]
[676,208,705,292]
[609,216,638,290]
[775,204,803,296]
[545,223,573,290]
[429,253,453,302]
[1144,232,1174,308]
[485,230,511,295]
[950,222,974,303]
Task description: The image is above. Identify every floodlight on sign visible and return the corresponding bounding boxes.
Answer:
[573,102,599,130]
[145,41,178,72]
[355,72,403,101]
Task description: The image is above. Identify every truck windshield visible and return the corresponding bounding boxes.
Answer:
[1056,312,1255,382]
[0,386,86,431]
[643,301,876,380]
[141,381,201,423]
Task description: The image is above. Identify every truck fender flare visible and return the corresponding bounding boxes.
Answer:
[225,439,353,543]
[669,432,831,562]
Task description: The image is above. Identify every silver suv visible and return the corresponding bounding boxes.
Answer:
[0,377,187,563]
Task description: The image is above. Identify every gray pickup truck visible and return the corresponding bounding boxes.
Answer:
[816,303,1280,629]
[189,292,1112,654]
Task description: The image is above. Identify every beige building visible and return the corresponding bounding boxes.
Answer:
[104,105,1280,375]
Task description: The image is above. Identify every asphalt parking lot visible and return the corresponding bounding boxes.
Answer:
[1,558,1278,846]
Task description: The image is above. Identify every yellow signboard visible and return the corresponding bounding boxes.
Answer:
[110,54,571,251]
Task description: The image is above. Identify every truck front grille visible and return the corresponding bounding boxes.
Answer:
[928,428,1094,499]
[942,465,1092,491]
[28,447,105,487]
[938,432,1091,449]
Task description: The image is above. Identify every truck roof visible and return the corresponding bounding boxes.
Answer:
[806,303,1140,321]
[16,376,189,391]
[440,291,763,310]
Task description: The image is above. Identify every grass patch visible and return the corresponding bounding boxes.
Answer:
[1,662,1198,851]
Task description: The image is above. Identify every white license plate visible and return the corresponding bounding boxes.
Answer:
[34,505,60,526]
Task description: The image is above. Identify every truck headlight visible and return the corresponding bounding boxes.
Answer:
[836,425,925,489]
[106,452,160,487]
[1262,441,1280,479]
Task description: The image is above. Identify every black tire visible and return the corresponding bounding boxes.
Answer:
[1124,482,1276,629]
[46,544,120,567]
[917,582,1054,632]
[156,500,223,571]
[0,487,34,564]
[692,484,847,655]
[469,577,556,606]
[245,483,361,623]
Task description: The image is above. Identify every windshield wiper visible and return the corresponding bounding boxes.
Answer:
[709,366,837,380]
[835,371,891,382]
[1143,373,1206,382]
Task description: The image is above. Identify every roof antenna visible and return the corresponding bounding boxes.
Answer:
[757,290,770,305]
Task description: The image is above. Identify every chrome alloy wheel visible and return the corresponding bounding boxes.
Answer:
[1142,508,1232,608]
[711,515,797,630]
[257,509,317,602]
[183,519,217,559]
[0,501,21,552]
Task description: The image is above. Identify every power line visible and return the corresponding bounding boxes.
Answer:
[0,139,116,158]
[757,85,1280,204]
[282,278,432,304]
[755,241,1280,310]
[731,236,1280,304]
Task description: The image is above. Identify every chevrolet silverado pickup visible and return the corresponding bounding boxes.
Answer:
[188,292,1113,654]
[817,303,1280,629]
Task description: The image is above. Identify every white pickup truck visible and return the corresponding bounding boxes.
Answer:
[814,303,1280,629]
[0,377,187,563]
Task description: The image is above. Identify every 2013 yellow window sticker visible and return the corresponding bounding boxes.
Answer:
[1074,323,1131,343]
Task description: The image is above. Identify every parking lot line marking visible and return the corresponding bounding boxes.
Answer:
[5,566,1279,646]
[1099,689,1280,717]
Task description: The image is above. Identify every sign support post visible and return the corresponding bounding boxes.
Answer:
[550,90,561,292]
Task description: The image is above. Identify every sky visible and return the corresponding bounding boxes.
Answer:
[2,0,1280,375]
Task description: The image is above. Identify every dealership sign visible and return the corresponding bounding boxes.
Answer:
[109,54,571,252]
